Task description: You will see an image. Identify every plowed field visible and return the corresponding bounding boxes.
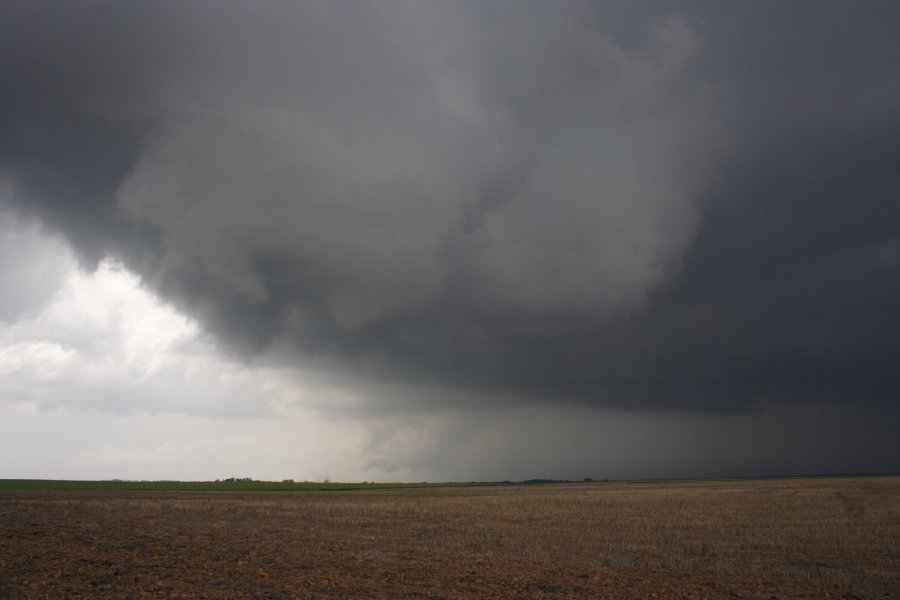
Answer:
[1,477,898,598]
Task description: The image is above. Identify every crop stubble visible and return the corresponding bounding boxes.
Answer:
[1,477,897,598]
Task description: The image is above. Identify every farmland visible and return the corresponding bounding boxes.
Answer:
[1,477,898,598]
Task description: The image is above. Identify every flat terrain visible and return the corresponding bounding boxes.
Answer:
[1,477,897,599]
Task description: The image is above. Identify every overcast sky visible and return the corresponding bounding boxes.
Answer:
[1,1,898,482]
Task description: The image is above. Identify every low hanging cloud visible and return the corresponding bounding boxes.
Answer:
[1,1,898,415]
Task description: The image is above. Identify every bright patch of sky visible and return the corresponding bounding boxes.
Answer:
[0,215,375,480]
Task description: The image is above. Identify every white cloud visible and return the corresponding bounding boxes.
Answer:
[0,220,387,480]
[0,250,280,417]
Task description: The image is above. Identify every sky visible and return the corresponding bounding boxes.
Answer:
[1,1,898,482]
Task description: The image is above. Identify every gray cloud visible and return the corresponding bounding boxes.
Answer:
[1,1,898,416]
[0,210,72,323]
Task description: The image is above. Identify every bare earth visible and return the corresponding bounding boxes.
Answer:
[1,477,898,599]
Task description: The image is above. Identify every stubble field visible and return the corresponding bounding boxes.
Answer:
[1,477,898,599]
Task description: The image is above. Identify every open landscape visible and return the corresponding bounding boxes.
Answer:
[1,476,897,599]
[2,4,899,599]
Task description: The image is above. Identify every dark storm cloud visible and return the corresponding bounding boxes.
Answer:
[1,1,898,412]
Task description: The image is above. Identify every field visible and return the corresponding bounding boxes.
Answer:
[1,477,897,599]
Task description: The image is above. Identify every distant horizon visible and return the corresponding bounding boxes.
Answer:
[4,471,899,487]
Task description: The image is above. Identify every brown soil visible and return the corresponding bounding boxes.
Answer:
[1,477,898,599]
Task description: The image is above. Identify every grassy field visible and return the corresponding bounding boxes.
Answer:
[1,476,897,598]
